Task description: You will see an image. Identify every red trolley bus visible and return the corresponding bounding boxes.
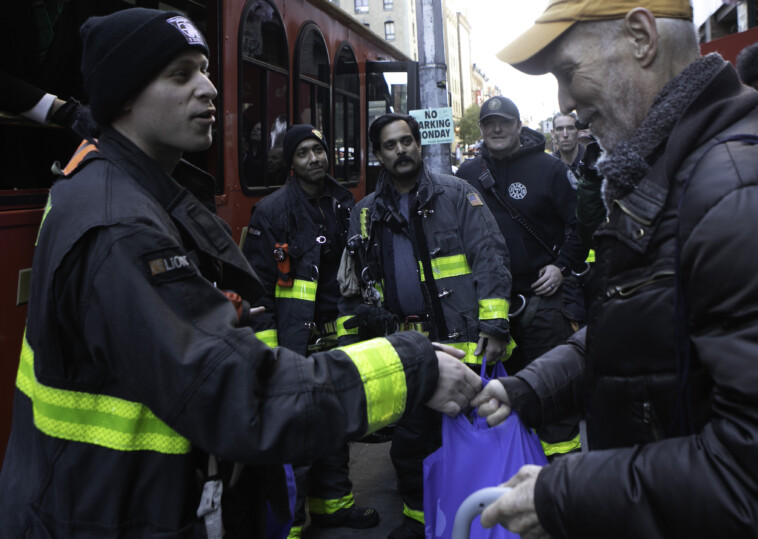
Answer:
[0,0,419,466]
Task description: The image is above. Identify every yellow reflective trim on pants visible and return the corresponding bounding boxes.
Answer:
[16,331,191,454]
[308,492,355,515]
[540,434,581,456]
[418,254,471,281]
[337,338,407,433]
[403,504,424,524]
[336,316,358,337]
[586,249,595,263]
[275,279,317,301]
[286,525,302,539]
[255,329,278,348]
[478,298,509,321]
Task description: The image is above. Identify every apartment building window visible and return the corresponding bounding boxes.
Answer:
[384,20,395,41]
[355,0,368,13]
[384,0,393,10]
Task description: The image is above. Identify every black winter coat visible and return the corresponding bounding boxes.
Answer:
[502,58,758,537]
[456,128,585,293]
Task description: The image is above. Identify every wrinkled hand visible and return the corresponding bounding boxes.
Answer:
[474,334,510,363]
[425,343,482,416]
[532,264,562,296]
[470,379,511,426]
[481,465,548,539]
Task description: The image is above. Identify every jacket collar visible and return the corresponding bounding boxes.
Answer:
[375,165,440,209]
[97,127,218,213]
[597,55,758,252]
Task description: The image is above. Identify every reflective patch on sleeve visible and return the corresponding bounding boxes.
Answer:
[142,248,197,284]
[466,192,483,206]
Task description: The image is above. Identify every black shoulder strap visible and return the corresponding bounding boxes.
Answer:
[478,160,558,261]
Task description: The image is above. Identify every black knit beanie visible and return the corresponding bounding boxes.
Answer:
[283,124,329,168]
[80,8,210,123]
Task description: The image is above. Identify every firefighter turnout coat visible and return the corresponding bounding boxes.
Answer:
[338,167,512,365]
[0,128,443,538]
[242,175,354,355]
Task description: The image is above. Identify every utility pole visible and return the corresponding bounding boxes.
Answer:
[415,0,450,174]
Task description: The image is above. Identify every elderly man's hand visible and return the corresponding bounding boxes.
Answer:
[481,465,548,539]
[425,343,482,416]
[470,379,511,426]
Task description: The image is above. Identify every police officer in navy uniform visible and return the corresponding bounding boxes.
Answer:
[242,124,379,537]
[0,9,483,538]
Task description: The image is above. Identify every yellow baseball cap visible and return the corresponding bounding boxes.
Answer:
[497,0,693,75]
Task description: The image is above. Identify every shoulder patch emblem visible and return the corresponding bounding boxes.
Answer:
[508,182,527,200]
[143,249,196,284]
[467,192,483,206]
[248,227,263,238]
[149,255,190,275]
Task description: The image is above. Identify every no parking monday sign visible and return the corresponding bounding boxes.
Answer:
[409,107,455,145]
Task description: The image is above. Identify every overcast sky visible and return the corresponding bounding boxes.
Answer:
[463,0,719,126]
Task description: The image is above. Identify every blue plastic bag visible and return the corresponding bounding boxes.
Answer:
[423,361,547,539]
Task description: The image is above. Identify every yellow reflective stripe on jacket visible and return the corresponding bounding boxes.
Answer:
[360,207,370,239]
[418,254,471,282]
[586,249,596,263]
[286,525,303,539]
[403,504,424,524]
[255,329,278,348]
[336,316,358,337]
[540,434,581,456]
[16,332,190,454]
[275,279,317,301]
[308,492,355,515]
[35,195,53,247]
[478,298,509,321]
[337,338,406,433]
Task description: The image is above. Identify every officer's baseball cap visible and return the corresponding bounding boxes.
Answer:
[479,96,520,123]
[497,0,693,75]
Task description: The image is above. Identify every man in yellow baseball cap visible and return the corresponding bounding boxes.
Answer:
[471,1,758,538]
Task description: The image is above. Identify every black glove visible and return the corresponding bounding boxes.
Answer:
[578,140,603,186]
[343,304,399,336]
[49,97,100,140]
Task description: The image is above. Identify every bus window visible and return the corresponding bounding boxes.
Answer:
[333,44,360,185]
[294,24,330,139]
[365,61,418,193]
[239,0,289,193]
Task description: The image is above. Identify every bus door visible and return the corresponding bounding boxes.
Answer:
[365,61,418,195]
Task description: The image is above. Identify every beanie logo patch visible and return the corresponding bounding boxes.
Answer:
[166,16,205,46]
[312,129,324,141]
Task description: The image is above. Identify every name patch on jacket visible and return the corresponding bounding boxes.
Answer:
[467,192,483,207]
[144,250,196,283]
